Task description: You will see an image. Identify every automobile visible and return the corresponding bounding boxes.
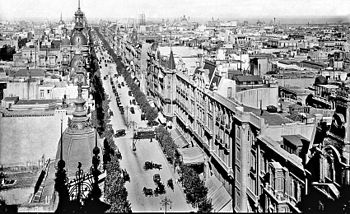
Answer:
[118,84,121,88]
[130,107,135,114]
[128,91,132,96]
[105,64,107,67]
[121,82,125,87]
[143,187,153,197]
[153,174,161,184]
[114,74,118,78]
[132,99,137,105]
[147,120,159,127]
[141,113,146,121]
[103,76,107,80]
[114,129,126,137]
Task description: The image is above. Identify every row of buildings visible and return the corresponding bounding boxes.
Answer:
[106,18,350,212]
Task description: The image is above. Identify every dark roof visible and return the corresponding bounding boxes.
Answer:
[233,75,262,83]
[9,69,45,78]
[3,96,19,102]
[300,60,326,69]
[282,134,309,148]
[314,75,327,85]
[16,99,59,105]
[204,60,216,81]
[210,74,222,90]
[243,105,293,126]
[228,69,243,79]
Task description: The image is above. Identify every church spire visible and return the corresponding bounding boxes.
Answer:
[168,49,176,70]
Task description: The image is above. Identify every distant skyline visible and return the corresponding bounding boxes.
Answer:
[0,0,349,22]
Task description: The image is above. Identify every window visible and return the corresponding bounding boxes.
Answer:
[40,90,45,98]
[227,87,233,98]
[260,151,265,174]
[236,166,241,184]
[235,189,241,208]
[236,144,241,162]
[236,126,241,140]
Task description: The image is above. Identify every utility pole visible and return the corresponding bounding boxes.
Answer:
[160,197,172,214]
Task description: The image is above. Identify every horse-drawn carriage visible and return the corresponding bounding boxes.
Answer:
[154,182,166,196]
[144,161,162,170]
[122,169,130,182]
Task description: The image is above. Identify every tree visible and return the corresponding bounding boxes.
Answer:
[104,155,131,213]
[180,165,209,208]
[197,198,213,213]
[146,107,158,122]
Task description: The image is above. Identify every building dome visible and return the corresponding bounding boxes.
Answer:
[314,75,327,85]
[61,37,71,46]
[70,30,87,46]
[70,53,85,69]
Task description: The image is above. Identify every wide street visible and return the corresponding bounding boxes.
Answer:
[96,49,193,212]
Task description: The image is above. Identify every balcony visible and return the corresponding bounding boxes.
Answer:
[221,119,225,126]
[224,144,230,155]
[215,135,221,145]
[216,116,221,125]
[203,125,213,136]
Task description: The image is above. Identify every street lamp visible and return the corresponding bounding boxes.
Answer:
[125,105,130,127]
[172,134,184,173]
[160,196,172,214]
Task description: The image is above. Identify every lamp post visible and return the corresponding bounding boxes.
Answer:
[126,105,129,127]
[172,134,184,173]
[160,196,172,214]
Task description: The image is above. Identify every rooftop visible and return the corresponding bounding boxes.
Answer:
[282,134,309,148]
[16,99,60,105]
[243,105,293,126]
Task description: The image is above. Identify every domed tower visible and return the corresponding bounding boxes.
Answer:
[71,0,87,47]
[56,66,97,177]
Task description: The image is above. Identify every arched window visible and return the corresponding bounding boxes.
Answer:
[325,155,334,182]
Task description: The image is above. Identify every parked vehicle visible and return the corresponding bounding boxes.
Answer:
[130,107,135,114]
[114,129,126,137]
[121,82,125,87]
[144,161,162,170]
[118,84,121,88]
[154,182,166,196]
[167,179,174,191]
[143,187,153,197]
[141,113,146,120]
[153,174,161,184]
[122,169,130,182]
[147,120,159,127]
[128,91,132,96]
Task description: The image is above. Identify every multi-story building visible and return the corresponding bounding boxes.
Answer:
[139,44,318,212]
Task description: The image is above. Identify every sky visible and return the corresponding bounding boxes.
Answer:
[0,0,349,21]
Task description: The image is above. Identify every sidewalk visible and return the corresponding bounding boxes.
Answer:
[153,136,196,212]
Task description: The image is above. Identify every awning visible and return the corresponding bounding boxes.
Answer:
[177,146,205,165]
[220,200,233,212]
[158,72,164,79]
[171,128,189,148]
[148,100,155,107]
[158,112,166,124]
[206,175,232,212]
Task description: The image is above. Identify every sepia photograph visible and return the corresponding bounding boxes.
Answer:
[0,0,349,213]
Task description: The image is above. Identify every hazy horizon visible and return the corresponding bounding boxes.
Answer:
[0,0,349,24]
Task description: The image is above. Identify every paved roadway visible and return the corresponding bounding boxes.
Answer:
[96,49,193,212]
